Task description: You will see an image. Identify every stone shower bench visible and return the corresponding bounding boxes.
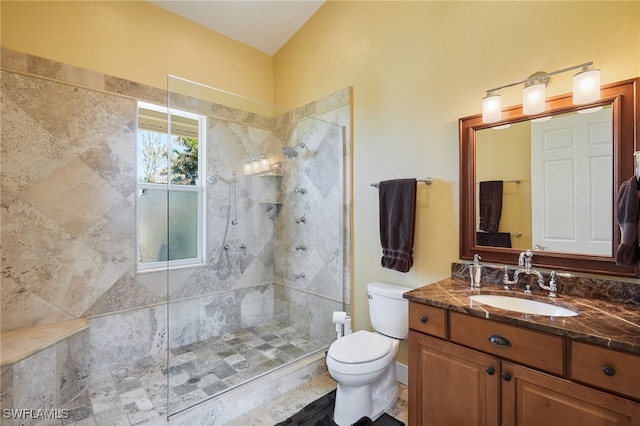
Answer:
[0,318,88,366]
[0,318,90,423]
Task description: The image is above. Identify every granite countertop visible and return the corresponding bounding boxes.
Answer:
[403,277,640,355]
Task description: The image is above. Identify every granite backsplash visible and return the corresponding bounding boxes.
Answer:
[452,262,640,306]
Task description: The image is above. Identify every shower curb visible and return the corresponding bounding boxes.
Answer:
[168,351,328,425]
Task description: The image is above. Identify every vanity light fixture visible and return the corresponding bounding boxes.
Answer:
[491,123,512,130]
[531,116,552,123]
[573,65,601,104]
[482,92,502,123]
[481,61,600,124]
[577,106,604,115]
[522,73,549,115]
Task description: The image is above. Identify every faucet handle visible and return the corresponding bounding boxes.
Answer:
[502,266,513,290]
[547,271,558,298]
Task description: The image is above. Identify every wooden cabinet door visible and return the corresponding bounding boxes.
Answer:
[501,361,640,426]
[409,331,499,426]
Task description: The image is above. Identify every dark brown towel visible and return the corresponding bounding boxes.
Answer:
[379,179,417,273]
[615,175,640,266]
[476,231,512,248]
[479,180,503,232]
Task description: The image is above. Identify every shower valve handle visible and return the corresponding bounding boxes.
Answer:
[295,188,307,194]
[295,244,306,251]
[296,216,306,224]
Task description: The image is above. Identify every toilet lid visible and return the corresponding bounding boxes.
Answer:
[329,330,392,364]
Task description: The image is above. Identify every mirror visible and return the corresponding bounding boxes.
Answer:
[460,78,639,277]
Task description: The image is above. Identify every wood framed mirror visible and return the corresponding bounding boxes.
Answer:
[459,78,639,277]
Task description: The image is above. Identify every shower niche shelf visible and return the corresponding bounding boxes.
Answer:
[259,202,282,219]
[256,171,283,209]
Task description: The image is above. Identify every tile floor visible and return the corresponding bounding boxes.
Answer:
[59,320,329,425]
[63,370,407,426]
[225,372,409,426]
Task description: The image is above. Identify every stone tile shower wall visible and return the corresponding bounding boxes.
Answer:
[274,109,351,344]
[165,84,351,349]
[0,70,152,330]
[1,50,351,371]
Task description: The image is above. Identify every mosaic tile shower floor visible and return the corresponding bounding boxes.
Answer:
[61,320,328,425]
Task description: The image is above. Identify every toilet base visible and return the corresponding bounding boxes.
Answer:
[332,363,398,426]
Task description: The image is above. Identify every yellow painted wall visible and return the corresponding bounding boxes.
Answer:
[2,0,639,369]
[0,1,274,104]
[273,1,640,364]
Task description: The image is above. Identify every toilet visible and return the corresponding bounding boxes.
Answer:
[326,282,409,426]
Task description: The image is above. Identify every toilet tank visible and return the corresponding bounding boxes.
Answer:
[367,282,409,339]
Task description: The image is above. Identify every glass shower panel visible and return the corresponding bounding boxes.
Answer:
[166,76,348,416]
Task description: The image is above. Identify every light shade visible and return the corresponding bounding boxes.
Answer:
[523,82,546,115]
[482,93,502,123]
[573,68,601,104]
[260,157,270,172]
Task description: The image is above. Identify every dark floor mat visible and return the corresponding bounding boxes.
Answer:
[275,390,404,426]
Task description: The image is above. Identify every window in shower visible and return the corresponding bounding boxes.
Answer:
[136,101,206,271]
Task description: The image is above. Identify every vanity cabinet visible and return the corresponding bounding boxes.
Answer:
[408,302,640,425]
[409,331,499,426]
[501,361,640,425]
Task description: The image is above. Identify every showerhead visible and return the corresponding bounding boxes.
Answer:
[282,146,298,160]
[282,143,306,160]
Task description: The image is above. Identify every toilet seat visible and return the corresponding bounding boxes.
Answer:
[328,330,392,364]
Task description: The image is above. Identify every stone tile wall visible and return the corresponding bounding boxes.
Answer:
[1,49,351,370]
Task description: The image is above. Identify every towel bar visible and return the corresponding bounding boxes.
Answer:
[370,177,433,188]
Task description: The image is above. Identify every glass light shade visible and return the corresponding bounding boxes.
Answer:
[573,69,601,104]
[531,116,552,123]
[251,160,261,174]
[260,157,270,172]
[577,106,603,115]
[491,124,511,130]
[243,163,253,175]
[482,94,502,123]
[523,82,546,115]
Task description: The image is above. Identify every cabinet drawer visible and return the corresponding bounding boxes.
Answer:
[449,311,564,375]
[409,302,447,338]
[569,341,640,401]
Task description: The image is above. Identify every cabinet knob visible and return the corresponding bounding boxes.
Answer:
[420,316,428,324]
[485,367,495,375]
[602,366,616,377]
[502,372,512,382]
[488,334,511,347]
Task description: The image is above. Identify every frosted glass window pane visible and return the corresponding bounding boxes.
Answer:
[138,189,198,263]
[168,191,198,260]
[139,188,168,263]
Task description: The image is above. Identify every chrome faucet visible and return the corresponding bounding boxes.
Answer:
[539,271,558,298]
[502,250,549,295]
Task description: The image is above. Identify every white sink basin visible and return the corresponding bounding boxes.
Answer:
[469,294,579,317]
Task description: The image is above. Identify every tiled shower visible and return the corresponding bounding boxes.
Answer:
[164,76,351,415]
[0,49,351,423]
